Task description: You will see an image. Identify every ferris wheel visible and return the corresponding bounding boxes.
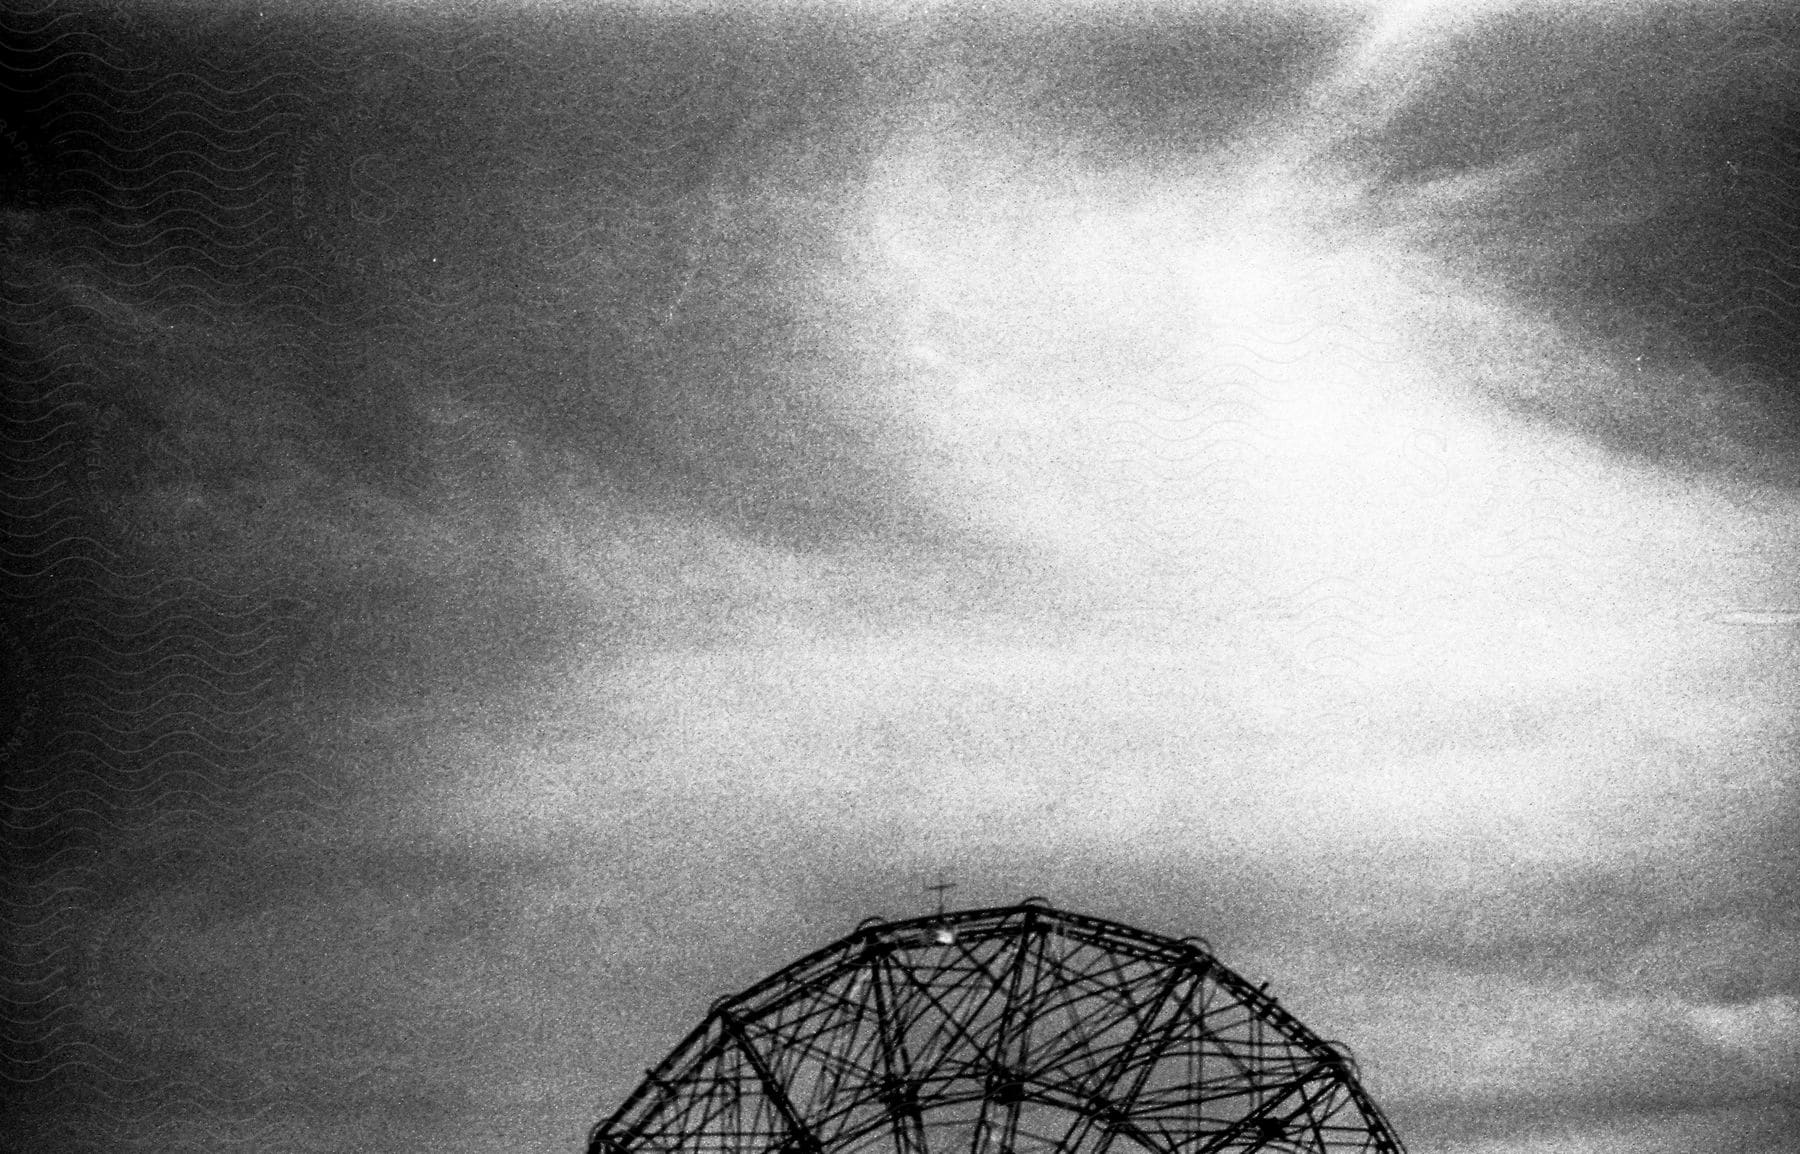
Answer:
[587,902,1405,1154]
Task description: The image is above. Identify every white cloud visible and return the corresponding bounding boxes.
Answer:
[390,54,1800,972]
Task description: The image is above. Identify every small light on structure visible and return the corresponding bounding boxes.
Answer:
[936,929,956,945]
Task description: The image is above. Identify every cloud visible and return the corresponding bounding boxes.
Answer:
[13,4,1800,1152]
[1290,0,1800,474]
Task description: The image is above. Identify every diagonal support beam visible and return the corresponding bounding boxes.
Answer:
[868,946,930,1154]
[1187,1063,1336,1154]
[971,908,1041,1154]
[1059,964,1201,1154]
[720,1011,825,1154]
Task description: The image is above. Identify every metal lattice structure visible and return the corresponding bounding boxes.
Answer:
[587,903,1404,1154]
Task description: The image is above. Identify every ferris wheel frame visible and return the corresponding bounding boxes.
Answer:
[587,902,1405,1154]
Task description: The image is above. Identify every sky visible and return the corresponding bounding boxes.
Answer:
[2,0,1798,1151]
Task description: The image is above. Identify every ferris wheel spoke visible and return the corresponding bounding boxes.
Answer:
[1019,945,1145,1078]
[718,1011,827,1154]
[868,950,931,1154]
[967,909,1045,1154]
[887,944,1016,1090]
[1053,963,1201,1154]
[1183,1062,1339,1154]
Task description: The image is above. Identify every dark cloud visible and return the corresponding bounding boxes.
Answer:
[1310,1,1800,478]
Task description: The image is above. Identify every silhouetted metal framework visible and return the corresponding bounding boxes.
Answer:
[587,903,1404,1154]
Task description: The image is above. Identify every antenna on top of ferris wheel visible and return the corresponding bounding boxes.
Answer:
[925,878,956,917]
